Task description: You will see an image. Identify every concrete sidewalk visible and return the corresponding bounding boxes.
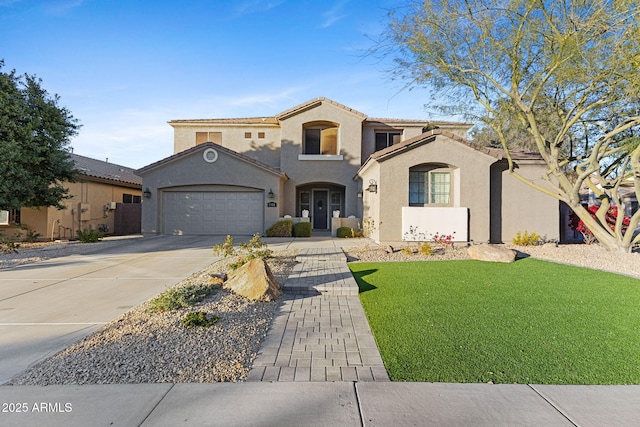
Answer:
[1,382,639,426]
[1,235,640,426]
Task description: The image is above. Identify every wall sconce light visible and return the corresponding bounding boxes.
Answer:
[357,191,363,198]
[367,179,378,194]
[267,188,275,199]
[143,188,152,199]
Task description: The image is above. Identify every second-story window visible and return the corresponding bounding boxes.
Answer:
[303,122,338,155]
[196,132,222,145]
[375,131,401,151]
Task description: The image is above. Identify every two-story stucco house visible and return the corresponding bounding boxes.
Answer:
[136,97,559,244]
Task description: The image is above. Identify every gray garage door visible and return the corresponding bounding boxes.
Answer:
[163,191,263,235]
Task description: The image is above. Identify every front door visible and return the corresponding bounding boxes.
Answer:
[313,190,328,229]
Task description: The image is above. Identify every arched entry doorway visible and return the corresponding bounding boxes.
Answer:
[296,183,345,230]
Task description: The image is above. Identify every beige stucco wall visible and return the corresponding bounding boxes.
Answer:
[361,121,473,162]
[138,144,286,235]
[18,180,141,240]
[278,102,364,218]
[359,161,381,241]
[359,136,499,244]
[172,123,282,168]
[498,160,559,242]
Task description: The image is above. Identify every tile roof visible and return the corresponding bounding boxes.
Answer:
[369,129,542,162]
[276,97,368,120]
[72,154,142,186]
[168,117,280,125]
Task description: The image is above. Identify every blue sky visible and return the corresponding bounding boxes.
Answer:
[1,0,438,169]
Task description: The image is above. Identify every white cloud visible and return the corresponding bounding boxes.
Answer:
[233,0,286,17]
[41,0,85,15]
[320,0,349,28]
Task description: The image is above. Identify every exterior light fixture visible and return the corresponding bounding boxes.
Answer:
[143,188,152,199]
[268,188,275,199]
[367,179,378,194]
[357,191,363,198]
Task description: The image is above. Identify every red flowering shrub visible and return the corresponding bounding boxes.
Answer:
[569,205,631,243]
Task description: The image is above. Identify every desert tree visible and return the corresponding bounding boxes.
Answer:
[381,0,640,252]
[0,61,79,211]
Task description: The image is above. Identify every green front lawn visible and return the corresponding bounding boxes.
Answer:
[349,259,640,384]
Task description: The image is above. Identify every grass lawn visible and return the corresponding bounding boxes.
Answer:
[349,258,640,384]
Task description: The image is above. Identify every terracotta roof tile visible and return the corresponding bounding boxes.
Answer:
[369,129,543,162]
[276,97,367,120]
[168,117,279,125]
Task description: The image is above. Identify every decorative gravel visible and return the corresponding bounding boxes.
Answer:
[8,250,298,385]
[4,239,639,385]
[345,243,640,279]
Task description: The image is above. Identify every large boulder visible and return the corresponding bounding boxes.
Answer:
[223,258,281,301]
[467,244,517,263]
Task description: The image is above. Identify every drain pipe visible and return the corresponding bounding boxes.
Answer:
[51,219,60,241]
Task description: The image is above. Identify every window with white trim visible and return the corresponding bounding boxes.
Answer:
[409,167,452,206]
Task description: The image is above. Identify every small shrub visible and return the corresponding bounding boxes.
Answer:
[0,230,23,253]
[265,220,293,237]
[432,232,456,249]
[293,221,312,237]
[401,246,416,255]
[337,227,354,238]
[77,228,104,243]
[213,233,272,270]
[213,235,235,257]
[147,283,217,313]
[512,231,541,246]
[25,229,42,242]
[419,242,434,256]
[361,217,380,238]
[182,311,220,328]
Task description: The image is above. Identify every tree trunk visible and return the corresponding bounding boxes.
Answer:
[571,204,634,253]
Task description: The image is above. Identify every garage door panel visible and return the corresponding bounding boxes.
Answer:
[163,191,263,235]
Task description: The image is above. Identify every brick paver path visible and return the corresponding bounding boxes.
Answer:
[247,248,390,382]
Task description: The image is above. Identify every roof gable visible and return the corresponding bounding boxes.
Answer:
[136,142,288,179]
[275,97,367,121]
[358,129,543,175]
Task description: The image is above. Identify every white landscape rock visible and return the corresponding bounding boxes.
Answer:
[467,244,517,263]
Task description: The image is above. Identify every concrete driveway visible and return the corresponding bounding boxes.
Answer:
[0,235,226,385]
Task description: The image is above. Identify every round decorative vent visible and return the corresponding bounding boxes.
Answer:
[203,148,218,163]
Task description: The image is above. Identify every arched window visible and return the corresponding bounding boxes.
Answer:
[409,164,453,206]
[303,122,338,155]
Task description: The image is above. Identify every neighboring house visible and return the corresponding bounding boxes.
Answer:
[1,154,142,241]
[137,97,559,244]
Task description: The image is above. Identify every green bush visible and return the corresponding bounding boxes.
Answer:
[182,311,220,328]
[337,226,355,238]
[77,228,104,243]
[147,283,217,313]
[293,221,312,237]
[265,220,293,237]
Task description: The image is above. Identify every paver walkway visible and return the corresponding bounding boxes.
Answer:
[247,248,389,382]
